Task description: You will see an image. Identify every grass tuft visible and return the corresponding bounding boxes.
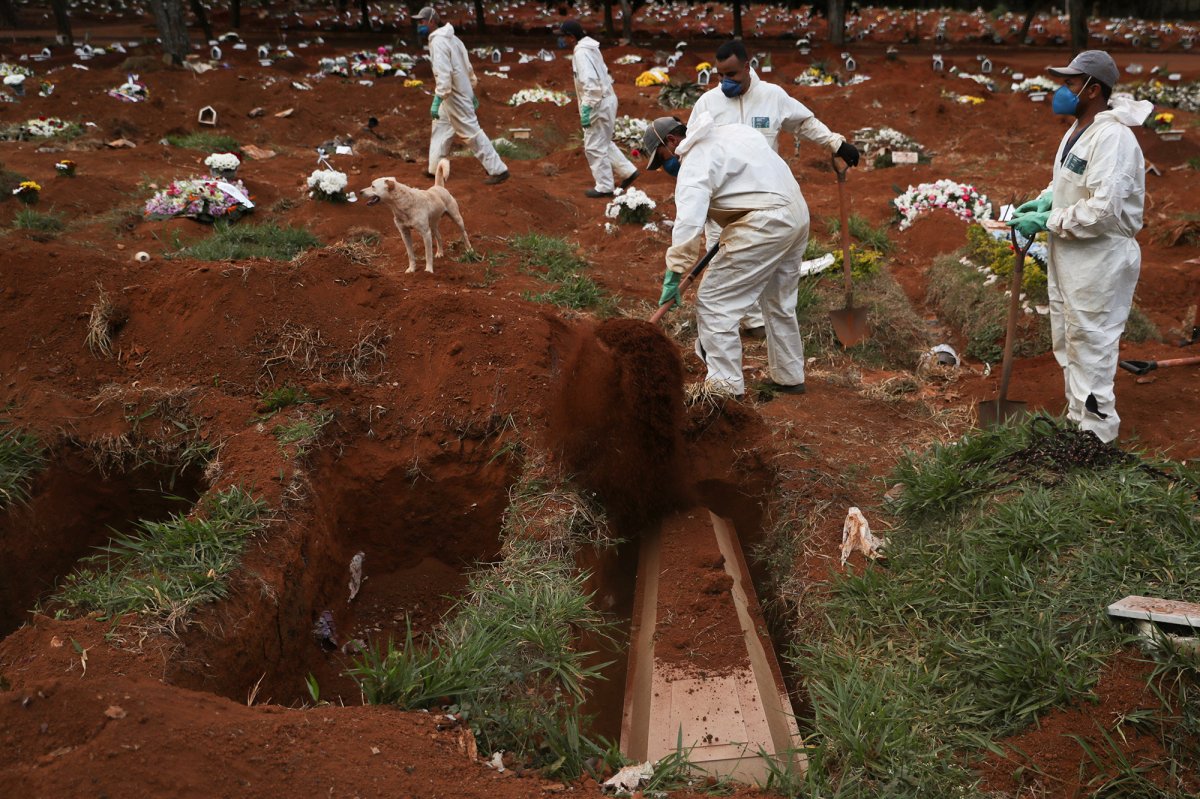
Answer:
[826,213,894,253]
[0,424,45,509]
[174,221,319,262]
[55,486,267,632]
[273,409,334,459]
[165,131,241,153]
[512,233,615,314]
[12,207,66,237]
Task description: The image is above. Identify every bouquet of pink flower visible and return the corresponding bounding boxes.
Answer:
[144,177,252,222]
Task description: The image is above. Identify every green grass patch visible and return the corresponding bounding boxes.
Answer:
[173,222,319,262]
[273,408,333,458]
[826,213,895,254]
[0,425,45,509]
[512,233,616,314]
[12,207,66,236]
[350,459,618,780]
[257,385,313,414]
[492,136,543,161]
[790,416,1200,797]
[55,486,267,627]
[165,131,241,153]
[0,162,28,200]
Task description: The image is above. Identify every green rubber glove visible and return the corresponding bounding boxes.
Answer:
[472,95,479,110]
[1008,210,1050,239]
[1015,192,1053,215]
[580,104,593,128]
[430,96,442,120]
[659,268,682,308]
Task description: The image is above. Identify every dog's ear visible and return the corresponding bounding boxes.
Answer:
[385,178,397,192]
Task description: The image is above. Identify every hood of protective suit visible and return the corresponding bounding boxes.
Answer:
[575,35,600,51]
[428,22,453,41]
[675,110,715,159]
[1103,94,1155,127]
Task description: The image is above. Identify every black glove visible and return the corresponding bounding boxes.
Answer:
[836,140,860,168]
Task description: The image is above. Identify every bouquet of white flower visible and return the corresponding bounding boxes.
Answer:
[507,87,572,106]
[1012,75,1057,93]
[892,180,992,231]
[613,116,649,152]
[604,187,656,225]
[204,152,241,178]
[307,168,349,202]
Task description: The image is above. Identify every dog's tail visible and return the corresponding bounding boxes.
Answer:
[434,158,450,187]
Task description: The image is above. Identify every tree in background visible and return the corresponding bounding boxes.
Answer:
[150,0,190,64]
[828,0,846,46]
[50,0,73,45]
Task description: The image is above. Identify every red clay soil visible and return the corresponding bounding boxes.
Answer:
[2,7,1200,797]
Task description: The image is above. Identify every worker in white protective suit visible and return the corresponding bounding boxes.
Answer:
[1008,50,1150,443]
[691,40,858,340]
[418,6,509,185]
[559,19,639,198]
[643,113,808,397]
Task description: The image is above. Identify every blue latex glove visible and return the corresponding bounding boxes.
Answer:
[472,95,479,110]
[580,104,593,128]
[1008,210,1050,239]
[430,96,442,120]
[659,268,682,308]
[1015,192,1052,215]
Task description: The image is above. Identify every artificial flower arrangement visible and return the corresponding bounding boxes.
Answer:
[403,78,423,88]
[635,68,670,87]
[107,74,148,102]
[695,62,712,72]
[613,116,649,152]
[604,187,656,225]
[793,65,836,87]
[1130,79,1200,113]
[318,47,415,79]
[940,89,986,106]
[204,152,241,178]
[3,73,26,96]
[307,168,349,202]
[1012,75,1057,94]
[17,116,80,139]
[614,54,642,65]
[12,180,40,204]
[54,159,76,177]
[144,177,252,222]
[852,126,925,167]
[507,87,572,106]
[892,180,992,231]
[1146,111,1175,132]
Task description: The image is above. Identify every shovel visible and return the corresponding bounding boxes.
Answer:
[649,243,722,324]
[828,155,870,347]
[1119,355,1200,376]
[978,228,1034,427]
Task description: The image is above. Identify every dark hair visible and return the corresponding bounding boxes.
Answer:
[669,122,687,140]
[715,40,748,63]
[1098,81,1113,99]
[559,19,585,40]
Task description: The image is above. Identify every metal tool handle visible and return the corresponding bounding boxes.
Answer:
[833,155,854,307]
[997,227,1035,404]
[649,243,722,324]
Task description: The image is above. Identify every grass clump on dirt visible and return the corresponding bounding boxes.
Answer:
[273,408,334,458]
[826,213,895,255]
[350,457,619,780]
[789,415,1200,798]
[11,207,66,237]
[257,385,314,414]
[55,486,267,630]
[491,136,543,161]
[0,425,45,509]
[513,233,617,314]
[174,221,319,262]
[165,131,241,153]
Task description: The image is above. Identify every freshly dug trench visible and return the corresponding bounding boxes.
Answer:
[0,452,206,636]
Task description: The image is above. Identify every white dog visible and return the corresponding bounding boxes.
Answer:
[360,158,472,273]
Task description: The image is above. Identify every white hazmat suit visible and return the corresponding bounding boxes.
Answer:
[691,70,845,332]
[667,113,809,396]
[571,36,637,193]
[427,23,507,178]
[1042,94,1151,442]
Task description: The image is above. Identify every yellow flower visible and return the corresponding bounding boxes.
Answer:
[404,78,424,88]
[1156,112,1174,124]
[695,62,711,72]
[18,180,41,192]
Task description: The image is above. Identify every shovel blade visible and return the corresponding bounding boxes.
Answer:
[829,307,870,348]
[977,398,1028,428]
[1119,360,1153,376]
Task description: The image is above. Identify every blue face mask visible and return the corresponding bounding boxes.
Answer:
[1051,77,1090,116]
[662,156,681,177]
[720,77,744,97]
[417,24,430,37]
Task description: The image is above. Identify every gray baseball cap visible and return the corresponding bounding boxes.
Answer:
[641,117,685,170]
[414,6,436,20]
[1048,50,1119,89]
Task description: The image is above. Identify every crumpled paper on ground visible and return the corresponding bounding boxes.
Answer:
[840,507,885,565]
[602,761,653,793]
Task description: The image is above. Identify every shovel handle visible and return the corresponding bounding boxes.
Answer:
[649,243,722,324]
[1121,355,1200,375]
[996,228,1034,404]
[833,155,854,306]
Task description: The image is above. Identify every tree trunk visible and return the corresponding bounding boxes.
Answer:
[359,0,370,30]
[828,0,846,46]
[150,0,190,64]
[731,0,742,39]
[1019,1,1037,43]
[230,0,240,29]
[0,0,18,28]
[619,0,632,41]
[473,0,485,32]
[1068,0,1087,52]
[50,0,73,45]
[189,0,213,42]
[602,0,613,37]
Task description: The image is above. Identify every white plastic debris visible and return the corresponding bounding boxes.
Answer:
[840,507,885,566]
[799,251,836,277]
[487,751,506,772]
[602,761,654,793]
[134,251,151,263]
[348,551,365,602]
